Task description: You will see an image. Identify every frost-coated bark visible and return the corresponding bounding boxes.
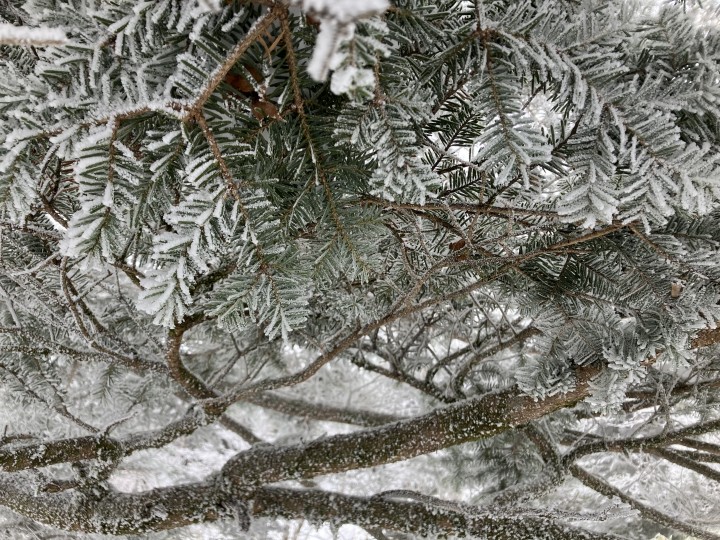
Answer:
[0,364,601,535]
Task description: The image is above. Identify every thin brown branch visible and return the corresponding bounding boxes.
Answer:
[649,447,720,483]
[59,258,165,374]
[562,417,720,466]
[570,464,720,540]
[361,195,558,219]
[211,234,607,409]
[678,438,720,456]
[669,448,720,464]
[185,9,279,120]
[194,110,245,198]
[351,351,451,403]
[246,392,405,427]
[219,415,263,445]
[451,326,541,396]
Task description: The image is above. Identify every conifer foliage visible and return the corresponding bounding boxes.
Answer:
[1,0,720,538]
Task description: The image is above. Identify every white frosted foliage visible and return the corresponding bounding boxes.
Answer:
[1,2,720,539]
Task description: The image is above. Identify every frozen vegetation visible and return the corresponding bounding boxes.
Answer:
[0,0,719,539]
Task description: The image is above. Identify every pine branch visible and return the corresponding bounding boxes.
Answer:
[185,8,280,120]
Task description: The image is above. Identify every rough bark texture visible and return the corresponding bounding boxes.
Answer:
[0,364,603,534]
[252,487,624,540]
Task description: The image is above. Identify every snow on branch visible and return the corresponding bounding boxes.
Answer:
[296,0,389,22]
[291,0,389,82]
[0,24,67,46]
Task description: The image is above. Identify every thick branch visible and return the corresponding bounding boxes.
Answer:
[0,475,622,538]
[221,364,600,486]
[0,362,627,535]
[0,435,121,473]
[0,389,401,472]
[253,487,623,540]
[1,406,214,472]
[0,473,222,534]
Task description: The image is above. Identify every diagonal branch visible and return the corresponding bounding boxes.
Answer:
[570,464,720,540]
[562,417,720,466]
[246,392,405,427]
[649,447,720,483]
[185,9,280,120]
[218,363,601,486]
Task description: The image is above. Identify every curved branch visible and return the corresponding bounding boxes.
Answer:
[166,321,215,400]
[451,326,541,396]
[166,318,261,444]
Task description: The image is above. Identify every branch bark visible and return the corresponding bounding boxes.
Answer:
[0,476,622,538]
[253,487,624,540]
[0,364,601,533]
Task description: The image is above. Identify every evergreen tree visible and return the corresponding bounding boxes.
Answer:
[0,0,720,538]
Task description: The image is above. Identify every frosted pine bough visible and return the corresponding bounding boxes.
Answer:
[0,0,720,538]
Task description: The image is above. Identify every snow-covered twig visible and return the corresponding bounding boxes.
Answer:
[0,24,67,46]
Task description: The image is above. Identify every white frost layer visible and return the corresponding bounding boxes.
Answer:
[0,24,67,46]
[307,19,353,82]
[195,0,223,13]
[330,65,374,95]
[296,0,389,23]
